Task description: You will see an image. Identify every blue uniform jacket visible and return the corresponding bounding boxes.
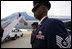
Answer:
[31,17,71,48]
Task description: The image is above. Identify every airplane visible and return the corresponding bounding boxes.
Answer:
[1,12,71,42]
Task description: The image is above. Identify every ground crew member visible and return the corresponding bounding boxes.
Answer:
[1,27,4,40]
[30,22,38,47]
[31,1,71,48]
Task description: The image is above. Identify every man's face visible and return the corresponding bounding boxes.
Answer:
[31,25,37,29]
[33,5,48,20]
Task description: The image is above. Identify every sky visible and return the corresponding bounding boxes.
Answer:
[1,1,71,19]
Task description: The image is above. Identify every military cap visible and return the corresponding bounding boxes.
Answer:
[32,1,51,12]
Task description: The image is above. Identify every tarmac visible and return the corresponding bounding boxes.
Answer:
[1,31,32,48]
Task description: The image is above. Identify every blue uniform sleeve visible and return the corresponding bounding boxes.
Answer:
[45,20,70,48]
